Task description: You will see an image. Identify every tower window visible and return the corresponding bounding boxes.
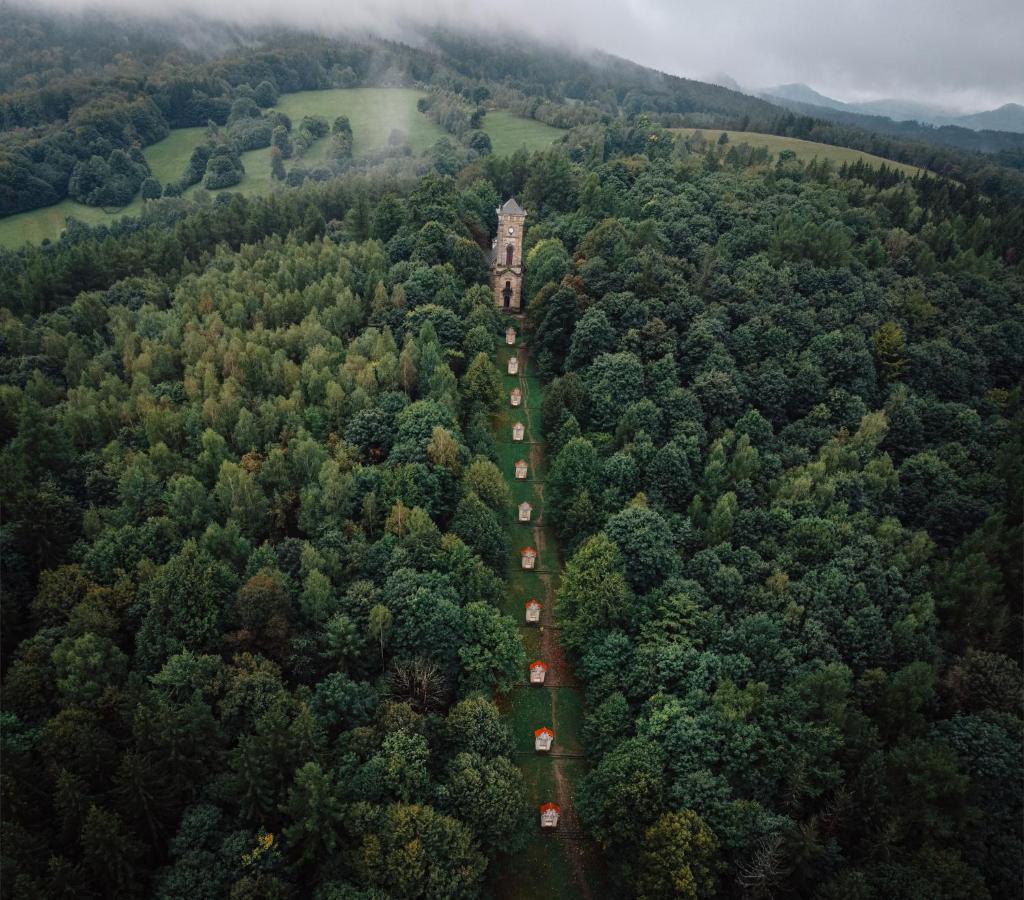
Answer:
[506,244,514,267]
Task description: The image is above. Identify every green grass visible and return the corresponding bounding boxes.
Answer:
[275,88,446,156]
[0,125,216,248]
[510,478,541,503]
[673,127,924,176]
[0,89,441,249]
[0,198,141,248]
[494,756,591,900]
[519,626,544,660]
[484,110,565,155]
[0,89,566,248]
[493,829,583,900]
[491,328,603,900]
[0,141,279,249]
[508,687,585,754]
[144,126,207,184]
[503,569,548,612]
[510,689,555,752]
[549,688,585,753]
[181,146,276,203]
[510,756,592,900]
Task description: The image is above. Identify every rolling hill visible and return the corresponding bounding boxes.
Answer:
[673,127,924,175]
[2,8,1022,252]
[0,88,566,249]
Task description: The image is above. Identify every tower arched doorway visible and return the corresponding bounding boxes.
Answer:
[502,281,513,308]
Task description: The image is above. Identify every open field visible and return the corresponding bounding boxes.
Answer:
[275,88,446,156]
[0,141,274,249]
[0,198,142,248]
[181,146,276,202]
[0,88,564,248]
[144,126,207,184]
[484,110,565,155]
[673,127,924,176]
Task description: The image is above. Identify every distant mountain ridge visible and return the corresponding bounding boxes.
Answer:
[956,104,1024,132]
[762,82,844,109]
[760,82,1024,133]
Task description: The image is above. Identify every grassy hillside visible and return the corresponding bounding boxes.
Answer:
[484,110,565,155]
[182,146,277,202]
[0,142,268,249]
[275,88,446,156]
[0,198,144,247]
[0,89,564,249]
[15,93,920,253]
[143,126,207,184]
[674,127,925,176]
[0,127,212,248]
[277,91,565,159]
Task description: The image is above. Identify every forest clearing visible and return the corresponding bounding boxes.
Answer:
[0,89,565,249]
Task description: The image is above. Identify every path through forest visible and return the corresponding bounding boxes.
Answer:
[490,320,604,900]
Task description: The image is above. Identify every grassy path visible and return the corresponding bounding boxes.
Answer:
[491,320,603,900]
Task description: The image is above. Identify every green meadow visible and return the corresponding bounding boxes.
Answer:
[484,110,565,155]
[275,88,447,156]
[143,126,207,184]
[673,126,924,175]
[0,89,565,248]
[0,198,143,248]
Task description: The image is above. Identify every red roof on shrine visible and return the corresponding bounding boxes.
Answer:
[535,727,555,738]
[530,660,548,671]
[539,802,560,813]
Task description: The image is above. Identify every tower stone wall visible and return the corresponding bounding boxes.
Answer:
[492,198,527,311]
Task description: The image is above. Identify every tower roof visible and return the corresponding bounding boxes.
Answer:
[499,197,526,215]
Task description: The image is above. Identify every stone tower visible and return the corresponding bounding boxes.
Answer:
[492,197,527,311]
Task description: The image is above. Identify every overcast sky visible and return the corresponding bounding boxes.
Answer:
[29,0,1024,111]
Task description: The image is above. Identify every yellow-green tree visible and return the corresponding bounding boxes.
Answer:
[637,810,720,900]
[873,321,909,382]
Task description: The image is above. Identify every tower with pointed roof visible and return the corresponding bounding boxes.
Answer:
[492,198,527,311]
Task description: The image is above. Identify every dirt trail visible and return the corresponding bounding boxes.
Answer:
[552,758,594,900]
[536,573,579,689]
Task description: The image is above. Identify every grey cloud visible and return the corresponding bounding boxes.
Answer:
[23,0,1024,111]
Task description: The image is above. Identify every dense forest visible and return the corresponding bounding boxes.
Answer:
[525,121,1023,898]
[1,10,1023,900]
[1,172,540,898]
